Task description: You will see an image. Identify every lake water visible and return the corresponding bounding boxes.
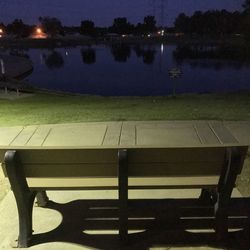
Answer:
[15,44,250,96]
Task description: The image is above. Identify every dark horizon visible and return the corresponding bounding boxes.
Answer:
[0,0,244,27]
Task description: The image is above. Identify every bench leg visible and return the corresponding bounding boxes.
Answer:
[199,188,217,205]
[36,191,49,207]
[118,149,128,242]
[215,148,243,241]
[4,150,37,248]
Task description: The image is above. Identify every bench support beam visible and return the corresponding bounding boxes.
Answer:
[4,150,37,248]
[215,148,243,241]
[118,149,128,241]
[36,191,49,207]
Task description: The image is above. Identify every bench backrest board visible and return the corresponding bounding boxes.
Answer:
[2,146,248,189]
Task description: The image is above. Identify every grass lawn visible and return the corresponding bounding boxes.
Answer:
[0,92,250,126]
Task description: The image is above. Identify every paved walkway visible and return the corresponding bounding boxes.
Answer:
[0,189,242,250]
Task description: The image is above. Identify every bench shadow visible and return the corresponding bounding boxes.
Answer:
[31,199,250,250]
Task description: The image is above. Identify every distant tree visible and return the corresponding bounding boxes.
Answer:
[0,22,5,29]
[243,0,250,12]
[174,10,242,37]
[39,16,63,37]
[80,20,96,36]
[111,17,134,34]
[174,13,190,33]
[64,26,80,35]
[241,1,250,40]
[6,19,31,37]
[134,22,144,34]
[143,15,157,33]
[0,22,5,36]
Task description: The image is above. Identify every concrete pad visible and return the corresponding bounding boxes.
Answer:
[0,168,9,202]
[0,189,241,250]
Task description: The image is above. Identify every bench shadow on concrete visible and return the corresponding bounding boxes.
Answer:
[28,198,250,250]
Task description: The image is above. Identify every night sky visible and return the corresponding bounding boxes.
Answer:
[0,0,244,26]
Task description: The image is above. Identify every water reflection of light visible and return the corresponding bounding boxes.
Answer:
[65,51,69,56]
[161,44,164,54]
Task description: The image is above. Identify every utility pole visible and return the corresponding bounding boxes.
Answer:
[149,0,156,16]
[149,0,166,27]
[160,0,165,27]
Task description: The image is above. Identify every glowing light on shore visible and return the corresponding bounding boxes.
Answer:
[31,27,47,39]
[36,28,42,34]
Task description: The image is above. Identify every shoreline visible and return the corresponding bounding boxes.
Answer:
[0,35,246,49]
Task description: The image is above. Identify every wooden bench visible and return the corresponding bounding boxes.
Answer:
[2,145,249,247]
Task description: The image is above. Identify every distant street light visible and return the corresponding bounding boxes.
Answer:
[0,28,4,38]
[36,27,42,34]
[32,27,47,39]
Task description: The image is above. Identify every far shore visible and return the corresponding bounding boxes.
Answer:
[0,35,247,49]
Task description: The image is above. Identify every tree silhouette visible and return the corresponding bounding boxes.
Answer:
[143,15,157,33]
[80,20,96,36]
[111,17,134,34]
[0,23,5,30]
[174,13,190,33]
[243,0,250,11]
[174,10,242,37]
[39,17,63,37]
[81,48,96,64]
[242,0,250,40]
[6,19,31,37]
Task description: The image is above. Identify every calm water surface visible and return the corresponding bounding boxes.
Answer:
[18,44,250,96]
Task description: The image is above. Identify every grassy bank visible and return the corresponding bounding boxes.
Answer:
[0,92,250,126]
